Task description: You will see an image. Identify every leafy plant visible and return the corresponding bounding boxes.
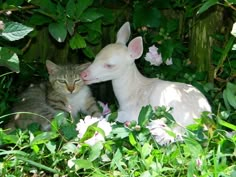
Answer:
[0,0,236,176]
[0,106,235,176]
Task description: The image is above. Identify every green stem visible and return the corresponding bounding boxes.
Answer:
[0,71,15,78]
[17,156,60,174]
[214,36,235,78]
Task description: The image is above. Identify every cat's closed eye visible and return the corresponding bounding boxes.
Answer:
[74,79,81,83]
[57,79,66,84]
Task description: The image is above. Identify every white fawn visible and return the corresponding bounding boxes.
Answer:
[80,22,211,130]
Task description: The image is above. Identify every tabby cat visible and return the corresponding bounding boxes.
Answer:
[5,60,101,131]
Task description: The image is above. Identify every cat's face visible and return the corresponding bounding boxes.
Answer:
[46,60,90,95]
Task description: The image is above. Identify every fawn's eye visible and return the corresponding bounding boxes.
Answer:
[57,79,66,84]
[104,64,114,69]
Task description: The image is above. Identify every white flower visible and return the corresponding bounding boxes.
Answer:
[231,22,236,37]
[165,58,173,65]
[147,118,182,146]
[76,116,112,146]
[68,157,76,169]
[232,44,236,50]
[76,116,100,139]
[98,118,112,136]
[0,21,4,30]
[145,45,173,66]
[5,11,12,15]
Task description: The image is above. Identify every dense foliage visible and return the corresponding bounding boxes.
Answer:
[0,0,236,176]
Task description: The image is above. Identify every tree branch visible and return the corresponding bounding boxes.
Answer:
[0,5,37,14]
[225,0,236,11]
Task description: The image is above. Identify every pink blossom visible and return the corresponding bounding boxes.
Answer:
[196,157,203,168]
[124,121,131,127]
[145,45,173,66]
[98,101,111,116]
[76,116,112,146]
[145,45,163,66]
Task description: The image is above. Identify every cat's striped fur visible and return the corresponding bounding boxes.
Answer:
[5,60,101,131]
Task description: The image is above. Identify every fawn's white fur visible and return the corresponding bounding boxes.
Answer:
[81,22,211,129]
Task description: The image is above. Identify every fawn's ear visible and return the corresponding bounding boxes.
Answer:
[46,60,59,74]
[116,22,131,44]
[127,37,143,60]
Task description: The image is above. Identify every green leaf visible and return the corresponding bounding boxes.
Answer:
[223,82,236,109]
[138,105,153,127]
[112,127,130,139]
[48,22,67,42]
[82,47,95,59]
[97,8,116,25]
[141,143,152,159]
[46,141,56,154]
[163,112,175,125]
[184,137,202,158]
[75,0,94,18]
[31,132,58,145]
[31,0,57,14]
[66,19,75,36]
[66,0,76,18]
[159,39,175,61]
[85,19,102,34]
[129,133,137,146]
[86,31,101,44]
[31,144,40,153]
[197,0,218,15]
[110,148,122,168]
[61,123,77,140]
[88,142,103,161]
[217,118,236,131]
[74,159,93,169]
[69,33,86,49]
[80,122,98,143]
[62,142,77,154]
[0,47,20,72]
[51,112,67,131]
[133,3,161,28]
[107,111,118,122]
[0,132,18,145]
[80,8,103,22]
[1,22,33,41]
[7,0,24,6]
[28,14,53,25]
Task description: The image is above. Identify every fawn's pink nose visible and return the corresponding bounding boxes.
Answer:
[80,70,88,80]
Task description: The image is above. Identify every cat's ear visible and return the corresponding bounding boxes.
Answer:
[46,60,59,74]
[78,62,91,71]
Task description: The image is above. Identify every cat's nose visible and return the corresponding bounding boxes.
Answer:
[67,85,75,93]
[80,70,88,79]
